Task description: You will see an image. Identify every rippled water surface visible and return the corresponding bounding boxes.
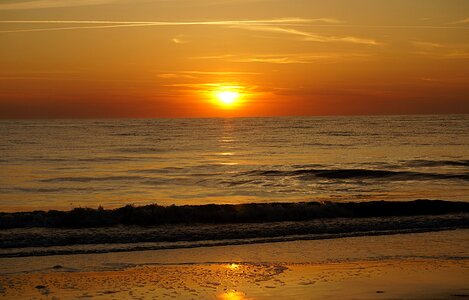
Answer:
[1,115,468,211]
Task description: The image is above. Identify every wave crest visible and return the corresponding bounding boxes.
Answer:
[1,200,469,229]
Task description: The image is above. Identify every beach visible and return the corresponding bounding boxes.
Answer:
[1,229,468,299]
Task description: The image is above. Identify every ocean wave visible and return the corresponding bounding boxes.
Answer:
[1,228,465,258]
[405,159,469,167]
[40,175,151,183]
[1,200,468,229]
[0,187,97,194]
[114,147,169,154]
[0,156,152,164]
[242,168,469,181]
[0,214,468,257]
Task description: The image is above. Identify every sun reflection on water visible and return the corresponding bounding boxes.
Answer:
[218,152,234,156]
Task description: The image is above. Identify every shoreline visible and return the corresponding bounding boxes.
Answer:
[1,226,467,259]
[1,229,469,299]
[1,210,468,258]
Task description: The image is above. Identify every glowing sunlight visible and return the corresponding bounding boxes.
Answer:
[217,91,239,105]
[218,290,249,300]
[213,86,242,108]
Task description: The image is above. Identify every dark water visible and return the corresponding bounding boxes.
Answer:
[1,115,468,211]
[0,210,468,257]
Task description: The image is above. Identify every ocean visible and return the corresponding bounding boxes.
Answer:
[1,114,468,257]
[1,115,468,211]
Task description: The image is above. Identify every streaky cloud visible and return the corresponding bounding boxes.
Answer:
[1,19,466,34]
[452,18,469,24]
[412,41,444,49]
[228,53,371,64]
[157,71,259,79]
[0,0,121,10]
[189,52,370,65]
[176,71,260,75]
[0,18,317,25]
[0,18,317,33]
[229,24,380,45]
[0,23,158,33]
[158,73,196,79]
[171,37,188,44]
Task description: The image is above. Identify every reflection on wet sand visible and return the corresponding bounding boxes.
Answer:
[0,263,285,299]
[226,263,240,270]
[218,290,250,300]
[1,230,469,299]
[1,259,469,299]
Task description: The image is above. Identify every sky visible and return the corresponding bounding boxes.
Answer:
[0,0,468,118]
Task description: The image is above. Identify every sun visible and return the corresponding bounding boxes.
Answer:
[216,90,240,106]
[210,84,245,109]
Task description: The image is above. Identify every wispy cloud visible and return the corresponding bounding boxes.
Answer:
[415,50,469,59]
[0,18,313,33]
[229,24,380,45]
[0,18,314,26]
[158,73,196,79]
[180,71,260,75]
[158,70,260,79]
[191,54,237,60]
[433,51,469,59]
[193,53,371,64]
[0,18,380,46]
[1,18,467,33]
[0,0,121,10]
[0,23,155,33]
[452,18,469,24]
[412,40,469,59]
[419,76,469,84]
[235,56,312,64]
[0,0,281,10]
[171,36,189,44]
[2,18,466,33]
[412,41,444,49]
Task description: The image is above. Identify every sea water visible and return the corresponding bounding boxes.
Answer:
[1,114,468,212]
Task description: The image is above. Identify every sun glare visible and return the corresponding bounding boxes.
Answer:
[216,91,240,106]
[220,92,238,104]
[218,290,247,300]
[213,87,242,108]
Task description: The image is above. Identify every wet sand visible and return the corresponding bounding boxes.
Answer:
[1,230,469,299]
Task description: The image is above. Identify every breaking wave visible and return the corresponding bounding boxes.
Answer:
[1,200,468,257]
[242,168,469,181]
[1,200,468,229]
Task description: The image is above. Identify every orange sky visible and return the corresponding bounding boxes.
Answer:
[0,0,468,118]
